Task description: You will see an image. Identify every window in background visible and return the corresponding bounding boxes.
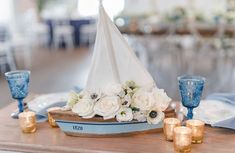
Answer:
[194,0,226,17]
[77,0,124,19]
[0,0,13,23]
[122,0,156,16]
[156,0,188,14]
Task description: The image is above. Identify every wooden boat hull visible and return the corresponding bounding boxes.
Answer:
[50,106,175,137]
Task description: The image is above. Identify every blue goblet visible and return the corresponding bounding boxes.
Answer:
[178,75,205,119]
[5,70,30,118]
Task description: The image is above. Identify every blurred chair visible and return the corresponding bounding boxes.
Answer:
[10,33,32,68]
[29,23,50,48]
[187,19,233,92]
[0,24,32,69]
[52,19,74,50]
[80,23,96,49]
[0,26,16,73]
[20,9,49,49]
[164,20,186,75]
[215,26,235,91]
[0,42,16,73]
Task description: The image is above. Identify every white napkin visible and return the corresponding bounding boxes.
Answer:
[183,100,235,129]
[86,5,155,92]
[27,93,68,122]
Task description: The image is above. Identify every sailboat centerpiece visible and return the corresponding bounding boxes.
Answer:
[50,2,174,136]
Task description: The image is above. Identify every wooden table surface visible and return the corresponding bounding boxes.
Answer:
[0,103,235,153]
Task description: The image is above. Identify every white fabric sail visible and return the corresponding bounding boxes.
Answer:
[86,5,155,91]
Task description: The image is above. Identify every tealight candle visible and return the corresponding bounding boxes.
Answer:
[19,111,36,133]
[47,107,61,127]
[163,118,181,141]
[186,119,205,144]
[173,126,192,153]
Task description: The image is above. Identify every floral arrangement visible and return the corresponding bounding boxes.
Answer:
[65,81,171,125]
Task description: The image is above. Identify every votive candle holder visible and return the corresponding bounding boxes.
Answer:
[186,119,205,144]
[173,126,192,153]
[47,107,61,127]
[19,111,36,133]
[163,118,181,141]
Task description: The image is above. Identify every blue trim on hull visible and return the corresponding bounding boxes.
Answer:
[56,120,163,135]
[57,120,149,125]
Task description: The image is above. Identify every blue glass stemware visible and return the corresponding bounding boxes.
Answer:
[5,70,30,118]
[178,75,205,119]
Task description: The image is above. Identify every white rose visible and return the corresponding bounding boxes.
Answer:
[147,108,165,124]
[72,98,95,118]
[131,89,154,111]
[103,83,122,96]
[116,107,133,122]
[133,111,147,122]
[150,88,171,111]
[94,96,121,120]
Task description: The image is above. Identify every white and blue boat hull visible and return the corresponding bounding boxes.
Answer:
[56,120,163,136]
[50,108,175,137]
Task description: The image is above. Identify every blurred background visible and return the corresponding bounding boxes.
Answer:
[1,0,235,108]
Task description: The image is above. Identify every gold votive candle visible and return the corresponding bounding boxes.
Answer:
[186,120,205,144]
[163,118,181,141]
[19,111,36,133]
[47,107,61,127]
[173,126,192,153]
